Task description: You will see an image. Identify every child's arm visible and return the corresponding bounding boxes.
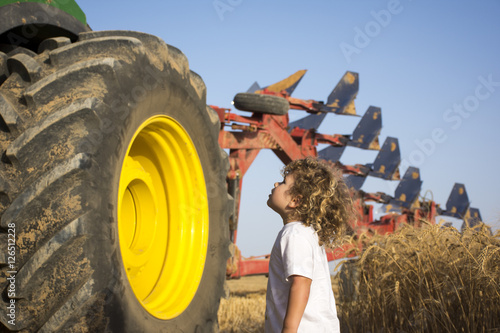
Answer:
[282,275,312,333]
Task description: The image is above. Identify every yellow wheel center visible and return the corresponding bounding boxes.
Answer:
[118,115,209,320]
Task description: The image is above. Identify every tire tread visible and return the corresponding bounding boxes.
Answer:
[23,58,120,114]
[6,98,101,168]
[49,36,146,67]
[233,92,290,115]
[0,152,91,228]
[0,92,24,134]
[7,53,42,82]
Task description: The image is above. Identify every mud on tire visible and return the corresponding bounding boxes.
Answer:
[0,31,230,332]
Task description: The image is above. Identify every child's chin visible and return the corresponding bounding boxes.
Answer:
[266,199,274,209]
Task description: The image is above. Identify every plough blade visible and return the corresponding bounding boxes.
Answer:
[345,174,366,191]
[255,69,307,95]
[381,166,422,213]
[247,81,261,93]
[442,183,470,218]
[464,207,483,227]
[288,113,327,132]
[324,71,359,115]
[323,137,399,188]
[347,106,382,150]
[393,167,422,209]
[465,208,483,227]
[318,145,346,163]
[288,71,359,131]
[382,203,402,214]
[369,137,401,180]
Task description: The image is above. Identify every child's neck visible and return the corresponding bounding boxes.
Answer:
[283,218,301,225]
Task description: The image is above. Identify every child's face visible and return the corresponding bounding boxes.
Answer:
[267,173,296,220]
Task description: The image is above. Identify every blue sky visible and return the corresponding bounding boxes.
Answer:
[79,0,500,256]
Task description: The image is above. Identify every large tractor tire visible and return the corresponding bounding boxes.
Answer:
[0,31,230,332]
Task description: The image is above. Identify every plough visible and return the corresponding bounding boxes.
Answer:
[212,70,483,279]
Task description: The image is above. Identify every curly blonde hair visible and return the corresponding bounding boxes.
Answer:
[283,157,356,247]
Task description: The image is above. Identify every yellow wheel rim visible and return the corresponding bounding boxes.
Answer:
[117,115,209,319]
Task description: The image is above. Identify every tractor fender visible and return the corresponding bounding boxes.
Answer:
[0,2,90,52]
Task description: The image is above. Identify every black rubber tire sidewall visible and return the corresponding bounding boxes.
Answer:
[233,92,289,115]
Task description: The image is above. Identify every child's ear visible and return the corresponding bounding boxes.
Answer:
[289,196,302,208]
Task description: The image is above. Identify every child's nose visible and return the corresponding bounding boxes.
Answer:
[274,182,279,188]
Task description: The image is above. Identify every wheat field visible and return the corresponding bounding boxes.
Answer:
[218,222,500,333]
[218,276,267,333]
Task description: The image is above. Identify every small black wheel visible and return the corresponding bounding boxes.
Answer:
[233,92,289,115]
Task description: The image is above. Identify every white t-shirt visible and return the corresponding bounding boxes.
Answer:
[265,222,340,333]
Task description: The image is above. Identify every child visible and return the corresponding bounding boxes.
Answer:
[265,157,355,333]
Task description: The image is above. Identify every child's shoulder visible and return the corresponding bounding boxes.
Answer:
[281,222,321,249]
